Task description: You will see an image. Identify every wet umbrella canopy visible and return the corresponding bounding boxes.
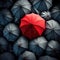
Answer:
[51,6,60,23]
[44,20,60,41]
[11,0,31,23]
[0,52,15,60]
[20,13,46,39]
[0,37,8,52]
[41,11,51,20]
[3,23,20,42]
[29,36,47,56]
[13,36,28,55]
[46,40,60,56]
[18,51,36,60]
[0,0,13,8]
[30,0,52,12]
[39,56,58,60]
[0,9,13,26]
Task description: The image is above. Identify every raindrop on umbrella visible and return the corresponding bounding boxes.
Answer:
[0,9,13,26]
[39,55,58,60]
[3,23,20,42]
[41,11,51,20]
[44,20,60,41]
[11,0,31,23]
[0,52,15,60]
[0,0,13,8]
[18,51,36,60]
[13,36,28,55]
[0,37,8,52]
[30,0,52,13]
[29,36,48,56]
[51,6,60,23]
[46,40,60,57]
[20,13,46,39]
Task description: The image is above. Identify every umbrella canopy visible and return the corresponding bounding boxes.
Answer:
[0,0,13,8]
[3,23,20,42]
[39,56,58,60]
[41,11,51,20]
[0,9,13,26]
[29,36,47,56]
[18,51,36,60]
[11,0,31,23]
[30,0,52,12]
[13,36,28,55]
[0,52,15,60]
[0,37,8,52]
[44,20,60,41]
[51,6,60,23]
[46,40,60,57]
[20,13,46,39]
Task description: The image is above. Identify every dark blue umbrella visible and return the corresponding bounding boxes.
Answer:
[3,23,20,42]
[46,40,60,57]
[51,6,60,23]
[0,52,15,60]
[39,55,58,60]
[0,9,13,26]
[0,37,8,52]
[41,11,51,20]
[44,20,60,41]
[29,36,48,56]
[30,0,52,13]
[13,36,28,55]
[18,51,36,60]
[0,0,13,8]
[11,0,31,23]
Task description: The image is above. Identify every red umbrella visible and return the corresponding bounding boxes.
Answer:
[19,13,46,39]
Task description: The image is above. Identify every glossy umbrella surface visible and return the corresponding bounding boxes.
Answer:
[13,36,28,55]
[20,13,46,39]
[3,23,20,42]
[44,20,60,41]
[11,0,31,23]
[29,36,47,56]
[0,9,13,26]
[18,51,36,60]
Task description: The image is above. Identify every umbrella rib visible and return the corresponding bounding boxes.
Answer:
[33,26,43,36]
[34,25,45,30]
[45,29,52,35]
[46,22,52,29]
[14,7,21,16]
[21,19,31,24]
[55,31,60,36]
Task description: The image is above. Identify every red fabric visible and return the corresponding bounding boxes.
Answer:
[19,13,46,39]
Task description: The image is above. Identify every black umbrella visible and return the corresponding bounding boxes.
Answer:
[11,0,31,23]
[0,52,15,60]
[30,0,52,13]
[29,36,48,56]
[0,9,13,26]
[13,36,28,55]
[18,51,36,60]
[51,6,60,23]
[46,40,60,57]
[41,11,51,20]
[39,55,58,60]
[0,37,8,52]
[0,0,13,8]
[44,20,60,41]
[3,23,20,42]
